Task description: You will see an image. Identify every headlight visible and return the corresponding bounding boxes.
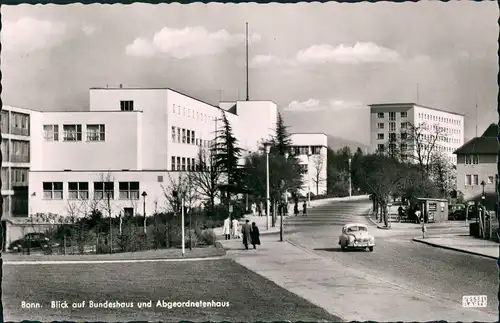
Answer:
[348,236,354,242]
[369,237,375,243]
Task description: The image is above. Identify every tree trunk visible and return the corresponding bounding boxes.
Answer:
[383,202,389,228]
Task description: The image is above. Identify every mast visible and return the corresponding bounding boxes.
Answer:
[245,22,249,101]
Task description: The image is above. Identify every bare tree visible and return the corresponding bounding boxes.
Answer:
[311,154,326,196]
[189,146,221,216]
[383,121,447,177]
[162,172,200,213]
[430,152,456,198]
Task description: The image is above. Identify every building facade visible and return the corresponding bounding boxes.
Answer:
[290,133,328,196]
[1,105,32,217]
[28,87,281,217]
[454,123,498,208]
[369,103,465,164]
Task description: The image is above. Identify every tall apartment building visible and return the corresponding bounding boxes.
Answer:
[1,105,32,217]
[369,103,465,164]
[290,133,328,196]
[28,87,292,217]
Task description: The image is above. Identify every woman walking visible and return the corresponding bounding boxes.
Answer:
[250,222,261,249]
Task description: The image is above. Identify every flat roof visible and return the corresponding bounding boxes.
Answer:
[368,103,465,116]
[90,86,222,110]
[290,132,328,136]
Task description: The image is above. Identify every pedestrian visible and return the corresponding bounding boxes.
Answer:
[241,220,252,250]
[294,201,299,216]
[415,207,421,225]
[397,205,404,222]
[250,222,261,249]
[283,201,288,216]
[258,202,262,216]
[223,217,231,240]
[231,218,240,239]
[251,202,257,216]
[302,200,307,216]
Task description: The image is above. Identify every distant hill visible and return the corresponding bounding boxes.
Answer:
[327,135,370,153]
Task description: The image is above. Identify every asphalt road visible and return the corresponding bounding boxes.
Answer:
[284,199,498,318]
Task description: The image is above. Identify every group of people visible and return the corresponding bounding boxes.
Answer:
[293,200,308,216]
[222,217,261,250]
[250,200,308,217]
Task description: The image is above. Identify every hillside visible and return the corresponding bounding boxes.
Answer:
[327,135,370,152]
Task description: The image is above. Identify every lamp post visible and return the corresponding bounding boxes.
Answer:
[280,152,289,242]
[348,158,352,198]
[141,191,147,234]
[264,142,271,230]
[307,147,312,206]
[480,180,486,203]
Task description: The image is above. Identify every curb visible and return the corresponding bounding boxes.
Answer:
[411,238,498,260]
[366,214,390,230]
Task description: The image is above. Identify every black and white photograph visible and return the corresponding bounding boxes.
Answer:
[0,1,498,322]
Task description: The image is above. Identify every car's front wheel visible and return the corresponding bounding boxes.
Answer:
[368,246,374,252]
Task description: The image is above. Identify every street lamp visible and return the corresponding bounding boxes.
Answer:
[280,152,289,242]
[307,147,312,206]
[263,141,271,230]
[348,158,352,198]
[141,191,147,234]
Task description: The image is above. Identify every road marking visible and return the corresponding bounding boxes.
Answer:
[3,256,226,265]
[462,295,487,308]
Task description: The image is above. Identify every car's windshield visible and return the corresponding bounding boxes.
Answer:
[347,226,367,232]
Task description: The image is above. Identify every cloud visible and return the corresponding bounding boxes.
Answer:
[285,99,364,112]
[251,42,401,68]
[296,42,401,64]
[2,17,67,53]
[81,24,98,36]
[125,26,261,59]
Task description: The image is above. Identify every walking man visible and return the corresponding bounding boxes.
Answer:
[250,222,261,249]
[241,220,252,250]
[302,200,307,216]
[223,217,231,240]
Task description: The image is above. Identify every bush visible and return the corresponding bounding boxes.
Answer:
[198,229,216,246]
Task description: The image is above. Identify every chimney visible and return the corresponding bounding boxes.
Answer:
[119,84,123,88]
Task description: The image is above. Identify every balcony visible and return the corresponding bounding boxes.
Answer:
[10,155,30,163]
[10,127,29,136]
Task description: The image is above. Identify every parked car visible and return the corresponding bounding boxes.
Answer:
[449,204,479,221]
[338,223,375,252]
[8,232,52,252]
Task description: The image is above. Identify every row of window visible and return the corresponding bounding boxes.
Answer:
[291,146,322,156]
[171,126,213,148]
[465,155,479,165]
[419,123,461,137]
[172,103,219,124]
[43,124,106,142]
[377,112,407,120]
[464,175,495,186]
[171,156,197,171]
[418,113,461,126]
[1,167,29,187]
[0,110,30,136]
[42,181,140,200]
[1,139,30,163]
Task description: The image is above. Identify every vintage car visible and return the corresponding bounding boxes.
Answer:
[338,223,375,252]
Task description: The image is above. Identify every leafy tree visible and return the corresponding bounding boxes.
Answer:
[213,112,244,188]
[243,151,302,203]
[271,112,293,156]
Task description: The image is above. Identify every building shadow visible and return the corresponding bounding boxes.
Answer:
[313,247,368,252]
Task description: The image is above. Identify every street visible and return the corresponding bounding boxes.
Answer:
[284,199,497,318]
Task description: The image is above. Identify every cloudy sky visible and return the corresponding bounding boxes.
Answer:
[1,2,497,144]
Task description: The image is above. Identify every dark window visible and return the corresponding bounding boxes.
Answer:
[120,101,134,111]
[94,181,114,200]
[43,182,63,199]
[119,181,140,200]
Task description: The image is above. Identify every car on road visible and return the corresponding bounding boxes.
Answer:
[339,223,375,252]
[7,232,54,252]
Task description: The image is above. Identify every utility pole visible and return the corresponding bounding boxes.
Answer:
[245,22,249,101]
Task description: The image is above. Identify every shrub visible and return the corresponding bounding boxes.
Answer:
[198,229,216,246]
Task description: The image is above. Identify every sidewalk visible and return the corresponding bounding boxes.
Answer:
[412,234,498,259]
[218,236,496,322]
[367,215,498,259]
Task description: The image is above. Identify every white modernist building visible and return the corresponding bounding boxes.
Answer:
[369,103,465,164]
[290,133,328,197]
[28,87,325,218]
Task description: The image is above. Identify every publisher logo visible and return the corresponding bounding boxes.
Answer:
[462,295,487,308]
